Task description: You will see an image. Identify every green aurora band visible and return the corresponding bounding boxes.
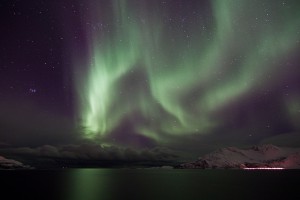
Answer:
[74,0,300,142]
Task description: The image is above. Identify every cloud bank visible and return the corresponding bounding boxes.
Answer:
[0,143,180,168]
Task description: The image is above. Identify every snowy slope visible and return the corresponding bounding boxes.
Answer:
[0,156,31,169]
[181,144,300,169]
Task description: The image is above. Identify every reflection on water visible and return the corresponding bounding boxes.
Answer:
[62,169,299,200]
[66,169,113,200]
[65,169,212,200]
[1,169,299,200]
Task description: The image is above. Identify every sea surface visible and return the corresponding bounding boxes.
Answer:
[1,169,300,200]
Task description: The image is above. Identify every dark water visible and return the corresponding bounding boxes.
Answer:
[1,169,300,200]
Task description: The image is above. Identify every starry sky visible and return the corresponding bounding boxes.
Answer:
[0,0,300,157]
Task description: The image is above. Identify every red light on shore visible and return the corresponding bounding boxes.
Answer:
[243,167,284,170]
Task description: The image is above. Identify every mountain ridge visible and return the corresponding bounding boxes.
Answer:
[180,144,300,169]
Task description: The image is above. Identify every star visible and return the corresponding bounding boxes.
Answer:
[29,88,37,93]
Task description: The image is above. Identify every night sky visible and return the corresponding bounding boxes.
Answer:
[0,0,300,159]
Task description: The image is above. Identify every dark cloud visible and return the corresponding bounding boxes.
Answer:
[0,142,10,148]
[0,143,180,168]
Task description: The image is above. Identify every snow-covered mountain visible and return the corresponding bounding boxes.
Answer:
[0,156,31,169]
[180,144,300,169]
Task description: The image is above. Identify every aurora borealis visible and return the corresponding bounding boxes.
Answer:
[0,0,300,153]
[73,0,300,146]
[2,3,300,200]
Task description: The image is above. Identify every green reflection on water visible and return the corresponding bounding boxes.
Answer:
[62,169,253,200]
[63,169,215,200]
[65,169,113,200]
